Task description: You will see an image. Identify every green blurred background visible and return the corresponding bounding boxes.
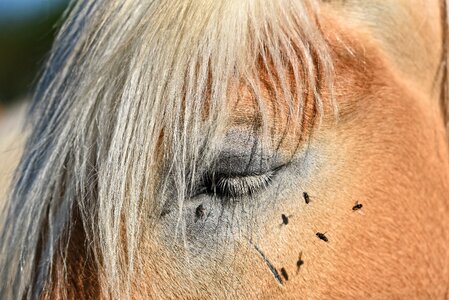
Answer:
[0,0,68,108]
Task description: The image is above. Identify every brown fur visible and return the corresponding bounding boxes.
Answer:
[116,3,449,298]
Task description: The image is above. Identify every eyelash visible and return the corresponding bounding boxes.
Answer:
[198,170,277,199]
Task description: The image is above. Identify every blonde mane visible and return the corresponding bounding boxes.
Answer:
[0,0,335,298]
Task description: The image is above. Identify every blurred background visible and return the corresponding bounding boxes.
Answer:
[0,0,68,110]
[0,0,69,200]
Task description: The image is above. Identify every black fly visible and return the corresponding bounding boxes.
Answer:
[352,201,363,211]
[280,267,289,281]
[281,214,289,225]
[280,214,293,227]
[303,192,310,204]
[296,251,304,274]
[316,232,328,242]
[195,204,205,222]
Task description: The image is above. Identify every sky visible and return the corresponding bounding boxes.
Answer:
[0,0,67,23]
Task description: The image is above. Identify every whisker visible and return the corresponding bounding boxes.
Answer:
[253,244,283,285]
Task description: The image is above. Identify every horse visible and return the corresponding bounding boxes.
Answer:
[1,0,449,298]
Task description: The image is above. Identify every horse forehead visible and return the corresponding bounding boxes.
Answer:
[220,0,444,158]
[324,0,443,95]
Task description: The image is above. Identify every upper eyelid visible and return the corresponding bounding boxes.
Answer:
[210,130,287,176]
[205,162,286,179]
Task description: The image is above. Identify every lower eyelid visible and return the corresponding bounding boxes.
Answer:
[204,169,279,199]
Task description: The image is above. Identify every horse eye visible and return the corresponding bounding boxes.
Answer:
[191,130,287,199]
[195,169,279,199]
